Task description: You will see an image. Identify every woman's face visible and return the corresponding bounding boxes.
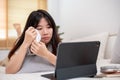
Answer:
[36,18,53,44]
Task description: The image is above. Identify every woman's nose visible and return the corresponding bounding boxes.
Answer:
[43,28,48,34]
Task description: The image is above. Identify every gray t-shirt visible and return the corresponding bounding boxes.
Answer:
[17,46,55,73]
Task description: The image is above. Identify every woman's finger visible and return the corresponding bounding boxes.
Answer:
[33,40,41,46]
[39,42,44,45]
[31,42,37,49]
[31,29,36,33]
[28,26,34,31]
[30,46,37,54]
[32,31,37,36]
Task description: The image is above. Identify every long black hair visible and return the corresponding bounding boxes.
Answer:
[8,9,61,59]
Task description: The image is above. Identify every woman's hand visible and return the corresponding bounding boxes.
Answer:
[30,40,56,65]
[23,27,37,48]
[30,40,48,57]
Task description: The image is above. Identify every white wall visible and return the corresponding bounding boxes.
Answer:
[48,0,120,41]
[47,0,60,25]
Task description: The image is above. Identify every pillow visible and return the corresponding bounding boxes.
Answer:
[67,32,109,61]
[111,29,120,64]
[0,57,9,67]
[0,66,5,74]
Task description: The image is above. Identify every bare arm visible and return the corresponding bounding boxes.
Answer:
[6,43,28,74]
[6,27,37,74]
[44,51,56,66]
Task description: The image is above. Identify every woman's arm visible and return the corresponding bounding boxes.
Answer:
[6,42,29,74]
[44,51,56,66]
[6,27,36,74]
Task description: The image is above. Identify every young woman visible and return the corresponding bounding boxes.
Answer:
[6,9,61,74]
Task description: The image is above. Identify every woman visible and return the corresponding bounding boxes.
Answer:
[6,9,61,74]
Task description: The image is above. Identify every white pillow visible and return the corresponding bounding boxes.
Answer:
[0,66,5,74]
[111,29,120,64]
[68,32,109,60]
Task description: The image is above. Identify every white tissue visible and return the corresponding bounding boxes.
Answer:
[35,29,41,42]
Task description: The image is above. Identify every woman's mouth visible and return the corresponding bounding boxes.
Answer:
[42,37,50,40]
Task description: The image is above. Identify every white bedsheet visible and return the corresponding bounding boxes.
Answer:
[1,59,120,80]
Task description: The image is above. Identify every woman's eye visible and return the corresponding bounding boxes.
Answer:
[47,25,51,28]
[37,28,42,30]
[48,27,51,28]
